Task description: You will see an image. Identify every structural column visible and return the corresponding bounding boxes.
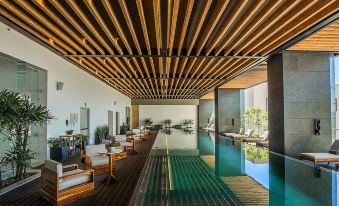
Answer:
[198,99,214,129]
[268,51,335,157]
[215,88,244,134]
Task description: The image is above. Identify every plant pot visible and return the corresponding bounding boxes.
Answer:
[106,147,116,153]
[50,146,68,162]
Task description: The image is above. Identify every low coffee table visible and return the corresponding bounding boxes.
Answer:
[99,149,123,184]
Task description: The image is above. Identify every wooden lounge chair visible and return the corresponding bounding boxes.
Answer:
[132,128,143,142]
[224,128,244,137]
[115,134,137,155]
[243,131,269,143]
[299,140,339,164]
[256,141,269,148]
[82,144,110,174]
[41,160,94,206]
[229,129,255,141]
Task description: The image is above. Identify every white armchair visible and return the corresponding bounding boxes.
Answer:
[132,128,143,142]
[82,144,109,174]
[41,160,94,206]
[115,134,137,154]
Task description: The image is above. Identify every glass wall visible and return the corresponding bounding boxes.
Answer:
[0,53,47,179]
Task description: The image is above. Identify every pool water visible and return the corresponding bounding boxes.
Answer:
[132,130,339,206]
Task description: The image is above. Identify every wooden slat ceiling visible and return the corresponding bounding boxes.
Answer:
[200,63,267,99]
[0,0,338,99]
[289,19,339,52]
[221,63,267,88]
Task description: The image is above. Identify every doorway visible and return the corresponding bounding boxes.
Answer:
[116,112,120,135]
[80,107,90,138]
[108,110,114,136]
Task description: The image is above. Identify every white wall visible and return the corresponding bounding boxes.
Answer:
[0,22,131,161]
[244,82,268,111]
[138,105,198,128]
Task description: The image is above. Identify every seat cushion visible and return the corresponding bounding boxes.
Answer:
[85,144,106,156]
[59,169,91,191]
[300,153,339,162]
[243,138,262,142]
[89,155,109,167]
[120,141,133,147]
[115,135,127,142]
[45,160,63,176]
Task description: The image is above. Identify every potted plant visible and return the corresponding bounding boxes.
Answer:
[82,135,89,148]
[163,128,173,135]
[184,128,194,134]
[164,119,172,128]
[144,118,153,128]
[47,138,68,162]
[106,142,116,153]
[0,90,52,181]
[65,129,74,135]
[94,125,110,144]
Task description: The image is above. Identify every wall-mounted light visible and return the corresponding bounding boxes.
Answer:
[56,82,64,90]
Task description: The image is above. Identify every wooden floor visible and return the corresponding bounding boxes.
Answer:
[0,131,158,206]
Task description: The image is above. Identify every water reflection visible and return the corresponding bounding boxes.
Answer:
[207,131,338,206]
[142,129,338,206]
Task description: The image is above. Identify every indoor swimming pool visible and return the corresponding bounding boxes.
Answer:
[131,130,339,206]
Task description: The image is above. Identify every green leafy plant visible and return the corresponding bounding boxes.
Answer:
[47,138,68,148]
[144,118,153,127]
[94,125,109,144]
[183,119,194,128]
[0,90,52,180]
[164,119,172,127]
[163,128,173,135]
[243,143,268,164]
[65,129,74,135]
[183,128,194,134]
[82,135,89,142]
[242,107,268,135]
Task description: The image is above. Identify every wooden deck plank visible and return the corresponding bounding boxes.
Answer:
[0,131,158,206]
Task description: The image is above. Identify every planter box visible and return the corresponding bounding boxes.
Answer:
[0,169,40,195]
[50,146,68,162]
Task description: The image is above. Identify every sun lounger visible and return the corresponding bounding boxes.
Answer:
[224,128,244,137]
[256,141,268,148]
[299,140,339,164]
[243,131,269,143]
[229,129,254,141]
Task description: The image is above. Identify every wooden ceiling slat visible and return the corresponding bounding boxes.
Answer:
[193,0,319,93]
[0,1,76,54]
[260,1,339,54]
[171,0,194,97]
[1,0,337,99]
[176,0,213,97]
[118,0,154,98]
[136,0,159,98]
[244,0,325,55]
[34,0,95,55]
[0,7,67,55]
[182,0,255,97]
[15,0,87,55]
[81,0,151,98]
[179,0,230,98]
